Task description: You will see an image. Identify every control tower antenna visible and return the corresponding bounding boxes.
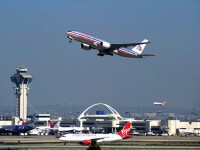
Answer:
[11,67,32,119]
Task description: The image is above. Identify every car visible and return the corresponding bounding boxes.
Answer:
[147,132,155,136]
[131,131,140,136]
[160,133,169,136]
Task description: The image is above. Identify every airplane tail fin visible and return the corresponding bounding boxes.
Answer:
[118,122,132,139]
[54,121,61,128]
[29,113,36,127]
[18,118,26,125]
[132,39,148,54]
[48,120,54,128]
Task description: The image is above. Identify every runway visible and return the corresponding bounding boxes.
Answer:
[0,145,200,150]
[0,135,200,149]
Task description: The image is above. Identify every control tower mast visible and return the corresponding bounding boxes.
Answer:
[11,67,32,119]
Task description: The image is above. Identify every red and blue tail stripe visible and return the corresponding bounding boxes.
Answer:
[118,48,138,56]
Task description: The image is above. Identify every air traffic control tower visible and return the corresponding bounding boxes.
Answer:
[11,67,32,119]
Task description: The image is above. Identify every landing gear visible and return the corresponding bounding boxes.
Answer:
[107,53,113,56]
[97,51,113,57]
[97,50,104,57]
[68,36,73,43]
[97,53,104,57]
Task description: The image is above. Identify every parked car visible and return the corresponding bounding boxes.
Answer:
[160,133,169,136]
[147,132,155,136]
[131,131,140,136]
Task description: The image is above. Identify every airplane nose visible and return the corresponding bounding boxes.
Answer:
[66,31,72,35]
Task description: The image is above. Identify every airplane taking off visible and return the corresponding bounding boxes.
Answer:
[59,122,132,145]
[66,31,156,58]
[153,101,166,106]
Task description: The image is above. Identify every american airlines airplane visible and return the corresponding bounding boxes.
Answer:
[66,31,156,58]
[52,121,84,133]
[59,122,131,145]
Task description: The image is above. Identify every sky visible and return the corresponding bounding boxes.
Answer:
[0,0,199,109]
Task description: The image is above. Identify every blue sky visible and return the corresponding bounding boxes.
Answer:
[0,0,199,108]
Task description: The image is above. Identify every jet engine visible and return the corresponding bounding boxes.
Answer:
[99,41,111,49]
[82,140,91,145]
[81,43,92,50]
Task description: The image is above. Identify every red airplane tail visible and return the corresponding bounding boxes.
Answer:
[118,122,132,139]
[19,118,26,125]
[48,120,54,128]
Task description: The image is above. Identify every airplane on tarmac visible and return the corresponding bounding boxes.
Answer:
[0,114,36,135]
[59,122,132,145]
[51,121,85,133]
[29,120,60,135]
[153,101,167,106]
[33,120,55,130]
[66,31,156,58]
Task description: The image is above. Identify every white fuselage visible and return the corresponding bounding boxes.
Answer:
[67,31,139,58]
[58,126,84,132]
[68,31,106,50]
[59,133,122,142]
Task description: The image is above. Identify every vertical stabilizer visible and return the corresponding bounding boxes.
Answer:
[48,121,54,128]
[118,122,132,138]
[132,39,148,54]
[18,118,26,125]
[27,113,36,128]
[53,121,60,128]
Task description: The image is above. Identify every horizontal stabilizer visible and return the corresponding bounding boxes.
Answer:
[137,54,157,57]
[111,41,150,49]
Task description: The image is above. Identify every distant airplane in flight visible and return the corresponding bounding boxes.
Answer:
[153,101,166,106]
[66,31,156,58]
[59,122,132,145]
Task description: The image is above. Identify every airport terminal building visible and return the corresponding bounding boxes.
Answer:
[57,103,200,136]
[1,103,200,136]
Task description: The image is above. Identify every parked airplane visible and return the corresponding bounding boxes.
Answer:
[66,31,156,58]
[0,114,36,135]
[34,120,54,130]
[51,121,85,133]
[153,101,166,106]
[59,122,132,145]
[28,120,58,135]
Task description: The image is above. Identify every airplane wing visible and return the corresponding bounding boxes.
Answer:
[110,41,150,49]
[89,137,107,141]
